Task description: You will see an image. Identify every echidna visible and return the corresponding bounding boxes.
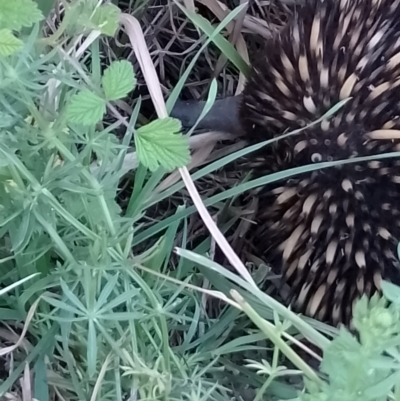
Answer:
[239,0,400,326]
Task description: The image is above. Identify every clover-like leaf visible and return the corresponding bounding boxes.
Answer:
[0,0,43,31]
[66,1,120,37]
[91,3,121,36]
[67,90,106,126]
[102,60,136,101]
[135,118,190,172]
[0,29,23,56]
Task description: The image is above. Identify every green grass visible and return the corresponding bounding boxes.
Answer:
[2,1,400,401]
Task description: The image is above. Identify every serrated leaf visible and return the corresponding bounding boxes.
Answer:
[0,29,23,56]
[137,117,182,136]
[91,3,120,36]
[67,90,106,126]
[0,0,43,31]
[102,60,136,101]
[135,118,190,172]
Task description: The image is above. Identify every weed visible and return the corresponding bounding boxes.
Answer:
[2,1,400,401]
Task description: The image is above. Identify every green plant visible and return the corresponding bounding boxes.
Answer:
[0,1,225,400]
[4,0,400,401]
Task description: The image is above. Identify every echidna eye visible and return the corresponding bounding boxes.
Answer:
[311,153,322,162]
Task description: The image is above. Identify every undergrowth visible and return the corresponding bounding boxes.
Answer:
[1,1,400,401]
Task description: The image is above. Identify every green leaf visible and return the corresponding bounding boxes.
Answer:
[60,191,122,229]
[135,118,190,172]
[365,371,400,400]
[0,0,43,31]
[97,289,139,313]
[0,29,23,56]
[60,279,87,314]
[87,319,97,378]
[95,273,119,312]
[382,280,400,305]
[102,60,136,101]
[67,90,106,126]
[42,296,85,316]
[33,356,49,401]
[174,2,250,76]
[67,1,120,37]
[91,3,120,36]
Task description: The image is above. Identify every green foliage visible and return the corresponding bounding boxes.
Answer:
[67,60,136,125]
[102,60,137,101]
[4,1,400,401]
[66,0,121,37]
[0,3,249,401]
[190,242,400,401]
[90,3,121,36]
[299,291,400,401]
[34,0,56,17]
[67,90,106,126]
[135,117,191,172]
[0,29,23,56]
[381,280,400,304]
[0,0,43,56]
[66,60,189,172]
[0,0,43,31]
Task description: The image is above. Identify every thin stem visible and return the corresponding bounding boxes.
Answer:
[231,290,324,386]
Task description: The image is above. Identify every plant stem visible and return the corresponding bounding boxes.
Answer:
[231,289,324,387]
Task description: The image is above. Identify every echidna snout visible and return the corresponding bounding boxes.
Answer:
[239,0,400,326]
